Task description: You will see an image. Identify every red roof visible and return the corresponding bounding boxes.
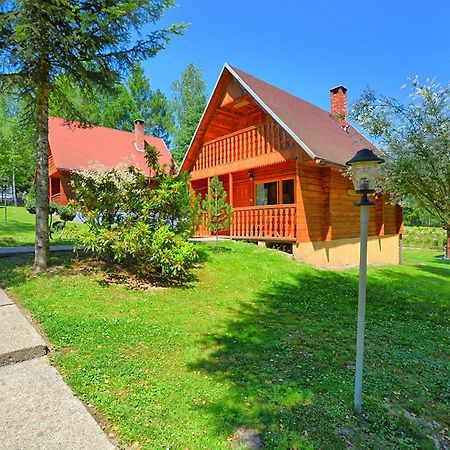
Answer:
[228,65,376,166]
[48,117,173,175]
[182,64,377,170]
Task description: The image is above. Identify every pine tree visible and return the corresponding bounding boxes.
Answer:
[128,63,173,145]
[202,176,233,241]
[171,63,207,164]
[50,63,174,146]
[0,0,183,271]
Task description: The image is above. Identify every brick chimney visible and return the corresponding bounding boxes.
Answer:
[330,85,348,126]
[134,119,145,151]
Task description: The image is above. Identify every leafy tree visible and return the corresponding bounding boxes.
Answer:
[202,176,232,241]
[0,0,183,271]
[352,78,450,257]
[0,92,35,202]
[403,197,440,227]
[71,146,198,281]
[171,63,207,164]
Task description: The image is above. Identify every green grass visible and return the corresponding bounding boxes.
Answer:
[0,243,449,449]
[0,206,79,247]
[403,226,447,250]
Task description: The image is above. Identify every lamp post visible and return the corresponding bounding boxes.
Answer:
[345,148,384,414]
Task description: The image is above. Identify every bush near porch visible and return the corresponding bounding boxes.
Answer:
[0,242,448,449]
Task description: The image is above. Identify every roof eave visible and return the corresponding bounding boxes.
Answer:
[180,63,230,172]
[314,157,346,169]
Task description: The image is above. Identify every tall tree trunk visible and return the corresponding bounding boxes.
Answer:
[34,82,50,271]
[12,170,17,206]
[446,228,450,259]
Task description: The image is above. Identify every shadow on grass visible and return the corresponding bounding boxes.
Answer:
[189,263,449,448]
[0,220,36,247]
[0,245,211,292]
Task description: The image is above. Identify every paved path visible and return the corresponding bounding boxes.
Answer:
[0,288,114,449]
[0,245,73,257]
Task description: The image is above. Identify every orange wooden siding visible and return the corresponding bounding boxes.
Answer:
[192,159,403,243]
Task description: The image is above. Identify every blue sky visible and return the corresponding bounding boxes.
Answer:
[144,0,449,111]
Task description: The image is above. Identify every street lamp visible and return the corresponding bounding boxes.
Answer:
[346,148,384,414]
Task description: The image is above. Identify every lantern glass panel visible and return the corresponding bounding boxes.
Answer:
[351,161,381,193]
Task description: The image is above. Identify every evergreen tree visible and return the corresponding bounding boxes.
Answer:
[202,176,232,241]
[50,64,173,145]
[0,0,183,271]
[171,63,207,164]
[147,88,173,146]
[127,63,173,145]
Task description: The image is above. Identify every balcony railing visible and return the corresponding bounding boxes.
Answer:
[231,205,296,241]
[50,193,61,204]
[195,205,296,242]
[193,121,293,171]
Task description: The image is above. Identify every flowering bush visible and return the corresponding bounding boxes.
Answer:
[70,146,198,281]
[403,226,446,250]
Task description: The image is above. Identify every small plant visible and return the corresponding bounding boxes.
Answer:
[202,176,232,242]
[50,204,76,238]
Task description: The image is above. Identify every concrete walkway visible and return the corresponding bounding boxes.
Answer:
[0,288,114,449]
[0,245,73,257]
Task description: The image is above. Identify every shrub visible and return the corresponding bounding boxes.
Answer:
[70,146,198,281]
[403,226,446,250]
[25,197,36,215]
[148,226,197,279]
[57,204,76,223]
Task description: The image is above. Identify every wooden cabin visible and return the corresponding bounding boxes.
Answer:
[48,118,172,205]
[181,64,402,268]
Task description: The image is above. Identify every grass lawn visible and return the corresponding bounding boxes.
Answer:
[0,206,79,247]
[0,242,448,449]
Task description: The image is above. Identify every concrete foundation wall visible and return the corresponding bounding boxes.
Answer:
[293,234,400,268]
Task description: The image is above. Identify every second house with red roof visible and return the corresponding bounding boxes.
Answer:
[48,117,172,205]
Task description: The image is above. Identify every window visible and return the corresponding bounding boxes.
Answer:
[256,182,278,206]
[282,179,294,204]
[255,179,295,206]
[51,177,60,195]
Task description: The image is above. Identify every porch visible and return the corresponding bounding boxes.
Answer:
[196,204,297,242]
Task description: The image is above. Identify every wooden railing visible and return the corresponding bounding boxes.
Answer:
[230,205,296,241]
[194,206,296,241]
[193,121,292,171]
[50,193,61,204]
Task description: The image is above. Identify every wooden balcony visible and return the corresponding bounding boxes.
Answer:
[231,205,296,241]
[50,193,61,204]
[192,121,295,173]
[195,205,296,242]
